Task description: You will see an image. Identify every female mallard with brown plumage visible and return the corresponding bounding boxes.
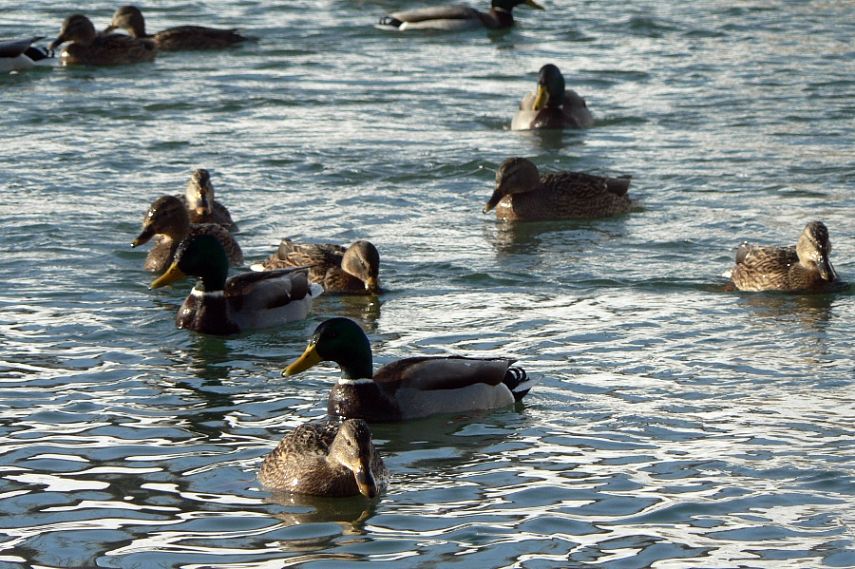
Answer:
[283,318,537,422]
[178,169,237,231]
[483,157,632,221]
[512,64,594,131]
[259,418,388,498]
[729,221,839,292]
[377,0,544,31]
[104,5,249,51]
[132,195,243,272]
[50,14,156,65]
[253,239,380,295]
[150,234,322,335]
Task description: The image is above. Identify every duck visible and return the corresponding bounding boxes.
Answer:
[49,14,156,66]
[483,157,633,221]
[0,37,54,73]
[511,63,594,130]
[259,417,388,498]
[252,239,380,295]
[283,317,537,422]
[150,234,322,335]
[729,221,839,292]
[377,0,544,32]
[104,5,249,51]
[132,195,243,272]
[178,169,237,231]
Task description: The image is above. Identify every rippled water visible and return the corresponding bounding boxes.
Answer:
[1,1,854,567]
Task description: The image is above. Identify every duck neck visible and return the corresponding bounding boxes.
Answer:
[339,355,374,380]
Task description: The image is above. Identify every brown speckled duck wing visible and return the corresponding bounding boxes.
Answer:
[258,419,337,489]
[187,223,243,266]
[373,356,514,391]
[210,201,236,231]
[536,171,633,218]
[731,245,797,290]
[271,240,345,283]
[154,26,247,51]
[66,33,156,65]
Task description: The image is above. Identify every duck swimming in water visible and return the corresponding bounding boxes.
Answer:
[178,169,237,231]
[50,14,156,66]
[729,221,839,292]
[483,157,632,221]
[378,0,544,32]
[511,64,593,130]
[284,317,537,422]
[104,5,249,51]
[259,418,388,498]
[0,37,54,73]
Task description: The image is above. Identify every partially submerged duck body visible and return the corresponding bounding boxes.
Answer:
[178,169,237,231]
[254,239,380,295]
[378,0,544,31]
[484,157,632,221]
[512,64,593,131]
[105,5,249,51]
[730,221,838,292]
[132,195,242,272]
[150,234,321,334]
[284,318,537,422]
[259,418,388,498]
[0,37,54,73]
[50,14,156,66]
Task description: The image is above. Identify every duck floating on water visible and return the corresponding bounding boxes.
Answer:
[253,239,380,295]
[50,14,156,66]
[259,417,388,498]
[729,221,839,292]
[483,157,633,221]
[178,169,237,231]
[105,5,249,51]
[0,37,54,73]
[284,317,536,422]
[377,0,544,32]
[149,234,320,335]
[512,63,593,130]
[132,195,243,272]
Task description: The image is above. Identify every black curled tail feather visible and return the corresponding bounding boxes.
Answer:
[378,16,404,28]
[504,366,537,402]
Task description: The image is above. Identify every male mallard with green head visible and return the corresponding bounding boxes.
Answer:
[178,169,237,231]
[259,418,388,498]
[132,195,243,272]
[253,239,381,295]
[512,63,594,130]
[50,14,156,66]
[150,234,321,334]
[483,157,632,221]
[0,37,54,73]
[105,5,249,51]
[729,221,839,292]
[378,0,544,31]
[284,318,536,422]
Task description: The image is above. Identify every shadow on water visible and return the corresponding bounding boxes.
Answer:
[482,217,630,255]
[265,491,379,537]
[734,291,840,334]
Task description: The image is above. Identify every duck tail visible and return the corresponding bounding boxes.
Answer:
[378,16,404,28]
[504,366,537,401]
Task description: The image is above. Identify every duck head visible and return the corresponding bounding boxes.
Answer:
[329,419,382,498]
[185,169,216,217]
[150,234,229,291]
[483,157,541,213]
[492,0,545,13]
[342,241,381,294]
[796,221,836,281]
[132,195,190,247]
[50,14,97,49]
[103,5,147,37]
[532,63,566,110]
[283,317,374,380]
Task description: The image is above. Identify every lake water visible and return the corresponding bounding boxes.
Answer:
[1,1,853,567]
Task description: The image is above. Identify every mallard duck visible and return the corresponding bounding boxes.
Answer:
[178,169,237,231]
[0,37,54,73]
[259,418,388,498]
[150,234,322,335]
[729,221,839,292]
[132,195,243,272]
[511,63,594,130]
[104,5,249,51]
[283,318,536,422]
[49,14,156,66]
[253,240,380,295]
[483,157,632,221]
[377,0,544,31]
